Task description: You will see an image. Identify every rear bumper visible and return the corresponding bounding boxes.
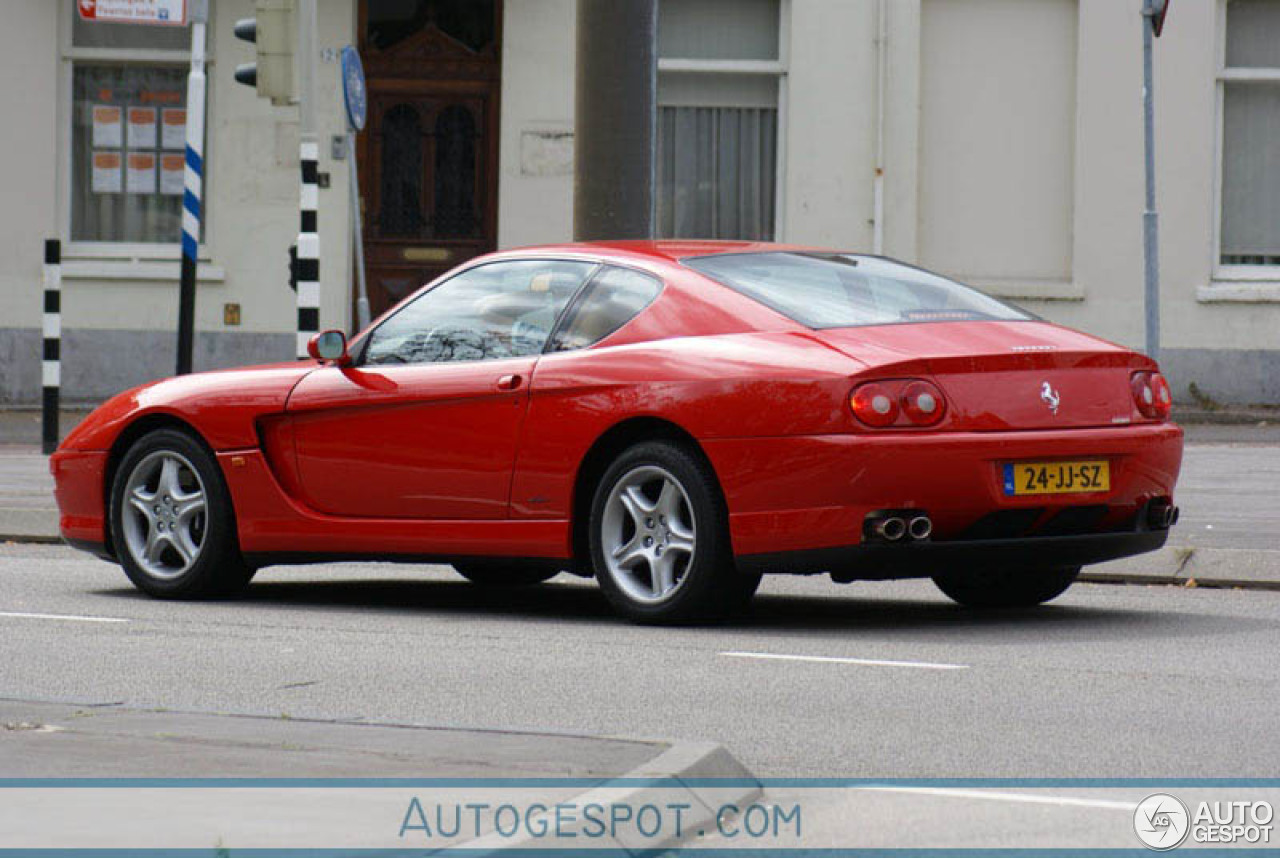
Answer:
[706,423,1183,557]
[737,528,1168,579]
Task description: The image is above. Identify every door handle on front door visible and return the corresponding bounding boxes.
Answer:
[495,374,523,391]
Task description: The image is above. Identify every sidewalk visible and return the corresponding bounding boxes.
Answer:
[3,417,1278,586]
[0,698,757,850]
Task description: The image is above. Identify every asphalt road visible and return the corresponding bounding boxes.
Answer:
[2,542,1278,779]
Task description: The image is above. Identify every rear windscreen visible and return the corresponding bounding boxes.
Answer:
[683,251,1032,329]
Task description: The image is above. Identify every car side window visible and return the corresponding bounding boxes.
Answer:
[549,266,662,352]
[363,260,597,365]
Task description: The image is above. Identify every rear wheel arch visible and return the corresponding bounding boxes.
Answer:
[570,417,726,571]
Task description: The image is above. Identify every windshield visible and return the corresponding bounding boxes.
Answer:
[683,251,1032,329]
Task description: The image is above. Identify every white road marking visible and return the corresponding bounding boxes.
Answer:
[859,786,1136,811]
[720,651,969,671]
[0,611,128,624]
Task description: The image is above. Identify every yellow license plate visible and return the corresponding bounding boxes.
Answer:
[1003,460,1110,496]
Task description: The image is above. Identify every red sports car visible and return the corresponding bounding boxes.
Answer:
[51,241,1182,623]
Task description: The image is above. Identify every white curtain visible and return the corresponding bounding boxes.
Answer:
[657,106,777,241]
[1221,0,1280,264]
[1221,83,1280,264]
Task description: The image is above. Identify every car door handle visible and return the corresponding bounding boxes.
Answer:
[495,374,523,391]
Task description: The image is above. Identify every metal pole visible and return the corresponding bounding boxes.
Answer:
[349,129,371,330]
[574,0,657,240]
[177,0,208,375]
[295,0,321,358]
[42,239,61,455]
[1142,0,1160,362]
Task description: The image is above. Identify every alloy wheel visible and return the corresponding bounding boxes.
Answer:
[120,450,208,579]
[600,465,697,603]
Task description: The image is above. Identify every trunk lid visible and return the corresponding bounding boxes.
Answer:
[815,321,1147,430]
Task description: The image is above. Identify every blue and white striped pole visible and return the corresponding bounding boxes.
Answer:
[176,1,208,376]
[42,239,61,456]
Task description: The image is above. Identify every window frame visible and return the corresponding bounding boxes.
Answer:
[546,264,666,353]
[1213,0,1280,283]
[681,250,1036,331]
[356,257,605,367]
[656,0,790,241]
[57,4,213,267]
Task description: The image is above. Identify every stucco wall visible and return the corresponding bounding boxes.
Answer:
[1,0,1277,408]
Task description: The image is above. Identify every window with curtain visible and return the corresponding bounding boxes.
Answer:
[656,0,781,241]
[1220,0,1280,267]
[69,14,192,244]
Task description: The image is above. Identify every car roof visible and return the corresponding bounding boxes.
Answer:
[487,240,823,266]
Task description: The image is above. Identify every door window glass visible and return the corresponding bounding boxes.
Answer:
[364,260,596,364]
[551,267,663,351]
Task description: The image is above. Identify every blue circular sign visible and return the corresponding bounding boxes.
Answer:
[340,45,367,131]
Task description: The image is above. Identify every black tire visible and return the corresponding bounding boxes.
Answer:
[452,560,561,588]
[588,440,751,624]
[932,565,1081,608]
[108,427,253,599]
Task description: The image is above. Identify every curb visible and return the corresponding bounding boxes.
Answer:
[0,534,61,545]
[1079,546,1280,590]
[461,740,760,854]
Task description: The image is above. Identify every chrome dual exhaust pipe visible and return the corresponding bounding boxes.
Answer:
[869,513,933,542]
[873,516,907,542]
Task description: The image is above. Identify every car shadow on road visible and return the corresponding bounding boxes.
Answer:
[91,574,1256,643]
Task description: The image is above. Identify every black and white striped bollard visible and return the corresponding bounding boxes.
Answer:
[296,140,320,358]
[42,239,61,455]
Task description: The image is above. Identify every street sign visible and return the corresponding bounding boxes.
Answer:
[1152,0,1171,37]
[77,0,187,26]
[340,46,367,132]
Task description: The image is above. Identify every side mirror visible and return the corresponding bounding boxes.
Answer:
[307,330,351,366]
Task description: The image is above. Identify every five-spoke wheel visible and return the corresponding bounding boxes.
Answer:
[120,450,208,579]
[109,428,253,599]
[601,465,698,603]
[590,441,760,623]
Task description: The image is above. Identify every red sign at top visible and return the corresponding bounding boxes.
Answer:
[78,0,187,26]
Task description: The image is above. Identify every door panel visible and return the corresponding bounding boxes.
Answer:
[287,357,534,520]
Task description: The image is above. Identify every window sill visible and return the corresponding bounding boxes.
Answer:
[1197,283,1280,303]
[965,278,1084,302]
[63,258,225,283]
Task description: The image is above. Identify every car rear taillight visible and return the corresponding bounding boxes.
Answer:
[850,382,899,427]
[850,379,947,428]
[1131,371,1172,420]
[900,380,946,426]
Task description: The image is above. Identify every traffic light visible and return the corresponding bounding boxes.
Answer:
[233,0,295,105]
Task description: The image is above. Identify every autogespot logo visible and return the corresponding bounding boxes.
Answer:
[1135,793,1191,850]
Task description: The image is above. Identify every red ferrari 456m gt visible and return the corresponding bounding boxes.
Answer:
[51,241,1182,623]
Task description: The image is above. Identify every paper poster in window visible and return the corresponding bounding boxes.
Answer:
[92,105,122,148]
[91,151,123,194]
[161,108,186,149]
[126,152,156,194]
[160,153,185,195]
[127,106,158,149]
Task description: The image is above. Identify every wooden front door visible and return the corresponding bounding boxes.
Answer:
[357,0,501,322]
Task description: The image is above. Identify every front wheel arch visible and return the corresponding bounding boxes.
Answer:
[570,417,726,574]
[103,414,224,559]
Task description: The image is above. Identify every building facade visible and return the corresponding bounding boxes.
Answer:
[1,0,1277,407]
